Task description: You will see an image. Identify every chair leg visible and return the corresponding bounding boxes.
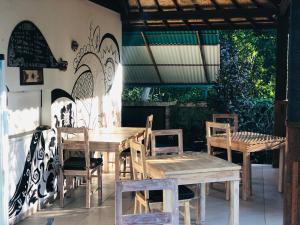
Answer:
[129,156,134,180]
[225,181,230,200]
[134,196,138,214]
[122,157,126,177]
[86,176,91,208]
[183,201,191,225]
[59,172,64,208]
[98,166,103,205]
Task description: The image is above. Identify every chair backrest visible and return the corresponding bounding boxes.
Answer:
[57,127,90,170]
[206,121,232,161]
[151,129,183,156]
[212,113,238,133]
[130,139,147,180]
[144,114,153,156]
[115,179,179,225]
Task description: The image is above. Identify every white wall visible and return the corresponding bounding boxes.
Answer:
[0,0,122,223]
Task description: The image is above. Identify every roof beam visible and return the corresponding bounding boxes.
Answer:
[279,0,290,16]
[196,31,210,83]
[154,0,169,27]
[141,32,163,83]
[123,22,277,31]
[231,0,257,29]
[210,0,235,28]
[190,0,212,28]
[126,8,277,21]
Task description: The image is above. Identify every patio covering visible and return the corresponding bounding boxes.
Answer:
[91,0,280,31]
[123,31,220,85]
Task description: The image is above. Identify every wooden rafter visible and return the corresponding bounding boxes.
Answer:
[210,0,235,28]
[154,0,169,27]
[126,8,276,21]
[170,0,191,27]
[190,0,212,28]
[231,0,257,29]
[136,0,148,28]
[141,32,163,83]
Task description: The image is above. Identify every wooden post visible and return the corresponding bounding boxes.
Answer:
[273,12,289,168]
[285,1,300,224]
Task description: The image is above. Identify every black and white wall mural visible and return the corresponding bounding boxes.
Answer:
[8,128,58,220]
[51,23,121,129]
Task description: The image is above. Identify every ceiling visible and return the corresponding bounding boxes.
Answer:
[91,0,289,31]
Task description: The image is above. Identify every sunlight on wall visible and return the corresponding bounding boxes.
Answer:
[102,64,123,127]
[8,108,40,136]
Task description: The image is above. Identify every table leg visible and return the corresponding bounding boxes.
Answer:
[103,152,109,173]
[115,147,120,180]
[242,152,250,200]
[278,144,284,192]
[229,180,239,225]
[196,183,206,225]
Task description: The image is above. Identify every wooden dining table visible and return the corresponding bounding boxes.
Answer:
[65,127,145,179]
[146,152,241,225]
[207,131,286,200]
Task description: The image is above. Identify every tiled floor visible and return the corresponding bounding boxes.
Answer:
[17,165,283,225]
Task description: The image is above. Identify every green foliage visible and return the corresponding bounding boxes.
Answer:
[208,30,276,135]
[122,87,208,103]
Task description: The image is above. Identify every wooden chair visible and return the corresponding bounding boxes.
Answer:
[206,122,232,199]
[115,178,179,225]
[150,129,195,225]
[151,129,183,156]
[120,114,153,178]
[212,113,238,133]
[57,127,103,208]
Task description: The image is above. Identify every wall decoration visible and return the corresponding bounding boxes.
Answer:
[7,20,67,70]
[8,128,58,220]
[20,68,43,85]
[51,23,121,129]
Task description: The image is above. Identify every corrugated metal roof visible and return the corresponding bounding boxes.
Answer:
[122,31,220,85]
[123,66,160,83]
[122,46,152,64]
[123,31,219,46]
[150,46,202,64]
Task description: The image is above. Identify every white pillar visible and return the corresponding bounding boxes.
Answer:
[0,55,9,225]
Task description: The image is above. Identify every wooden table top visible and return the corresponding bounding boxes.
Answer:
[146,152,241,176]
[208,131,286,152]
[66,127,145,144]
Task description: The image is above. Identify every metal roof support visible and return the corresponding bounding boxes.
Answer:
[141,32,163,83]
[154,0,169,27]
[196,31,210,83]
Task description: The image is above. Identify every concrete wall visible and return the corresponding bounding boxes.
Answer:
[0,0,122,223]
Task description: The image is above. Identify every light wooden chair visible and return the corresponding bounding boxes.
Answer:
[150,129,195,225]
[120,114,153,178]
[115,178,179,225]
[206,121,232,199]
[151,129,183,156]
[212,113,238,133]
[57,127,103,208]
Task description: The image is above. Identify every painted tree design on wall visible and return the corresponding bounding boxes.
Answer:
[72,23,120,129]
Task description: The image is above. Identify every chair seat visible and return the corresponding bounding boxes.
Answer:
[142,185,194,203]
[120,148,130,157]
[63,157,103,170]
